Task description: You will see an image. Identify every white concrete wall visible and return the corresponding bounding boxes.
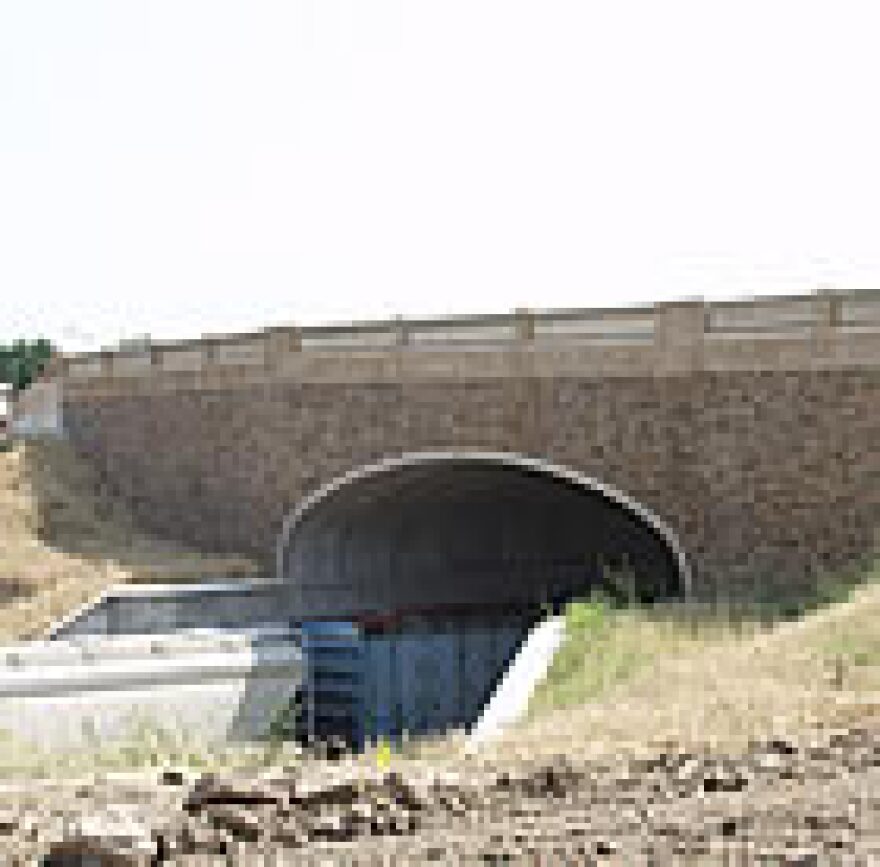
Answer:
[0,383,9,427]
[469,614,566,745]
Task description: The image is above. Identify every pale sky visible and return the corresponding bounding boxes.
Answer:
[2,1,879,352]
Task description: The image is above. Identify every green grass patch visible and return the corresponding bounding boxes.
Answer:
[822,632,880,669]
[526,595,693,715]
[814,564,880,670]
[528,558,880,719]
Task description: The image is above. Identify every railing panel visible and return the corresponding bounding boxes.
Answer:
[408,322,517,345]
[159,346,205,372]
[300,330,399,351]
[66,356,104,379]
[212,339,266,366]
[112,351,153,376]
[840,296,880,326]
[533,314,655,343]
[706,298,820,333]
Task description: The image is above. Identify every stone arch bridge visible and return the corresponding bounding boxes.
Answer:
[41,291,880,613]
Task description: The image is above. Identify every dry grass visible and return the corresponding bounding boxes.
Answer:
[483,566,880,766]
[0,437,258,642]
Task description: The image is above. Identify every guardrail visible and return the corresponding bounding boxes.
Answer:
[0,629,302,751]
[54,289,880,382]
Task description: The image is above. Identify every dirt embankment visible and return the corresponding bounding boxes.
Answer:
[2,721,877,864]
[0,437,257,641]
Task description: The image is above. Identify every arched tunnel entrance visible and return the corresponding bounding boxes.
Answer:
[276,453,689,745]
[278,452,689,619]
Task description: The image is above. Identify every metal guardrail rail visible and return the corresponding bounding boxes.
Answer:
[0,628,303,750]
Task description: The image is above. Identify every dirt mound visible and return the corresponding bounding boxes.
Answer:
[5,722,877,863]
[0,437,257,641]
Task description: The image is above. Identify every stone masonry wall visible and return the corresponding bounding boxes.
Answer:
[61,365,880,602]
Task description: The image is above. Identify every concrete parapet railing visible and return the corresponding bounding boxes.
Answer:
[52,289,880,385]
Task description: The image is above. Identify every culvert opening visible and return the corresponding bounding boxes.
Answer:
[275,453,688,748]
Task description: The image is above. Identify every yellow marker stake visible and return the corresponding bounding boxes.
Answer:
[376,738,391,771]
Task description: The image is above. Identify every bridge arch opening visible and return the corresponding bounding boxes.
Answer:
[276,452,690,624]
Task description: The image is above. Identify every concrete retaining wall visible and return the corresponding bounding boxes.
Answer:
[38,585,564,752]
[49,580,283,638]
[469,614,567,745]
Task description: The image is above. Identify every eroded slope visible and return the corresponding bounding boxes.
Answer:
[0,438,257,641]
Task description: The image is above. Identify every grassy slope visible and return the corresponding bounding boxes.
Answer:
[502,564,880,764]
[0,437,258,642]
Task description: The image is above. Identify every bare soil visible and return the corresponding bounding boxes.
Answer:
[0,721,876,864]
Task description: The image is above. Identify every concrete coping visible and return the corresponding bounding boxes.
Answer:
[46,578,276,640]
[93,579,274,597]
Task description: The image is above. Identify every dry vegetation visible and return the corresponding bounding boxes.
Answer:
[492,567,880,765]
[0,437,258,642]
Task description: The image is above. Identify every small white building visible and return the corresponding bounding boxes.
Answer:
[8,380,63,437]
[0,382,10,433]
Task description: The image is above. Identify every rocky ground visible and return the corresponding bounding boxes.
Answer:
[1,721,876,864]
